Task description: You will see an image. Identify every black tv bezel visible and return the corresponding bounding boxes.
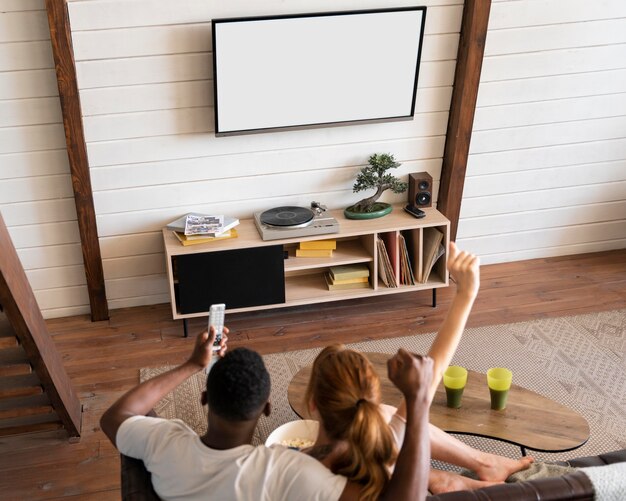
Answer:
[212,6,428,137]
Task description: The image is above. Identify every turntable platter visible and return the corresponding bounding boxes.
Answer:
[260,206,315,227]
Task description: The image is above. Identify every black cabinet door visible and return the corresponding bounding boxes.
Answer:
[176,245,285,314]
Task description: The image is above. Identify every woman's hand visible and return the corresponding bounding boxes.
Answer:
[447,242,480,299]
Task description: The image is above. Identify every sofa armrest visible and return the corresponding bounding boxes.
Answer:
[426,471,594,501]
[121,455,161,501]
[563,448,626,468]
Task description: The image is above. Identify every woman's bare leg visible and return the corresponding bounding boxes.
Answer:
[429,468,499,494]
[382,403,533,481]
[429,424,533,481]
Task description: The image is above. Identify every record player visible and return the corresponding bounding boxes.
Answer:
[254,202,340,241]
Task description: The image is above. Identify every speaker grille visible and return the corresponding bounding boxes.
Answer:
[416,192,431,206]
[408,172,433,209]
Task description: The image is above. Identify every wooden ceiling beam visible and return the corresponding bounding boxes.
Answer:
[44,0,109,321]
[438,0,492,241]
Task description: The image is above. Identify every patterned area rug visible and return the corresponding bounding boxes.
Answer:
[140,309,626,464]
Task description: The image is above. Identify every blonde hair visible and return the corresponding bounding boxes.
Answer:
[306,345,397,501]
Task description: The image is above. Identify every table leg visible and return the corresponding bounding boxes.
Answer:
[432,288,437,307]
[520,446,527,457]
[183,318,188,338]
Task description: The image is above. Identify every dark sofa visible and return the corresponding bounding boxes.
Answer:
[121,448,626,501]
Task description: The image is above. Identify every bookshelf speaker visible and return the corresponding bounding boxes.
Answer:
[408,172,433,208]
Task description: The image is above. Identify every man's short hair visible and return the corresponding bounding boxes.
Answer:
[207,348,271,420]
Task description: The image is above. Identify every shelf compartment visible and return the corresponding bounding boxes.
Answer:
[284,272,446,306]
[284,237,373,272]
[285,272,374,304]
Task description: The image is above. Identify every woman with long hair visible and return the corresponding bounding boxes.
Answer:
[304,346,397,501]
[304,243,533,496]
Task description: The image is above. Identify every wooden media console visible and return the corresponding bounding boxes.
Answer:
[163,205,450,335]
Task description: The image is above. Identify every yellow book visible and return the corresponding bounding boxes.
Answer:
[299,239,337,250]
[295,248,334,258]
[173,229,238,246]
[329,264,370,281]
[329,276,369,285]
[325,273,370,291]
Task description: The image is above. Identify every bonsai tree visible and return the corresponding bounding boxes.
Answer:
[348,153,408,213]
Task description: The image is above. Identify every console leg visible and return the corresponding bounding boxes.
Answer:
[520,447,527,457]
[183,319,188,338]
[432,288,437,308]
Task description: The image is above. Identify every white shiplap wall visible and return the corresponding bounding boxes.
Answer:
[456,0,626,263]
[0,0,90,319]
[65,0,461,312]
[2,0,624,318]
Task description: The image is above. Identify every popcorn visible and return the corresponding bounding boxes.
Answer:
[279,438,315,450]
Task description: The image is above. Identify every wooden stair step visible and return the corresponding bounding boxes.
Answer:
[0,420,63,438]
[0,314,14,337]
[0,374,43,400]
[0,347,29,365]
[0,363,32,377]
[0,410,61,433]
[0,342,33,377]
[0,337,17,349]
[0,394,52,421]
[0,405,54,420]
[0,393,50,409]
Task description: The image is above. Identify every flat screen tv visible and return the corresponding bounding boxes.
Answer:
[212,7,427,136]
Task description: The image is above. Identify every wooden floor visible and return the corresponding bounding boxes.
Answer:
[0,249,624,500]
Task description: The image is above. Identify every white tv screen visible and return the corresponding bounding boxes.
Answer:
[212,7,427,136]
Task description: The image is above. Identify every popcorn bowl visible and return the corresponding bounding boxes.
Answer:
[265,419,319,450]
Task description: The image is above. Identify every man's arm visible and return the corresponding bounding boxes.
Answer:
[100,327,228,447]
[382,350,432,500]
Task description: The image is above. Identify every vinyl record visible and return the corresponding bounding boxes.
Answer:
[260,206,315,227]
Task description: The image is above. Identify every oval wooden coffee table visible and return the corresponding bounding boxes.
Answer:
[287,352,590,455]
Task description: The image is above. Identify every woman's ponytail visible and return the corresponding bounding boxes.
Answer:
[340,399,397,501]
[307,346,397,501]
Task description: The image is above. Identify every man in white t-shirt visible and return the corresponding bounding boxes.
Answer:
[101,327,433,500]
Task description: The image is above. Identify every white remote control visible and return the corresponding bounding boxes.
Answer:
[208,303,226,351]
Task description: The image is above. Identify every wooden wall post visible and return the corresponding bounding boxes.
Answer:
[438,0,492,240]
[45,0,109,321]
